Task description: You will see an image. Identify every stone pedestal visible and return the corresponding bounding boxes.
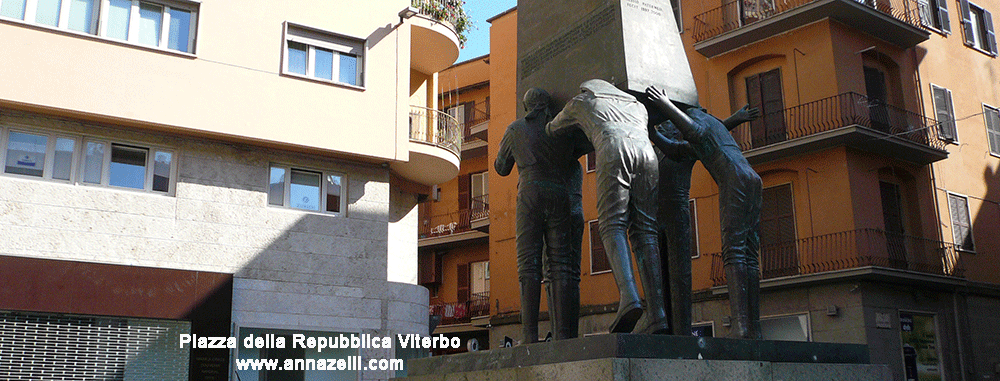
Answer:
[517,0,699,111]
[396,334,891,381]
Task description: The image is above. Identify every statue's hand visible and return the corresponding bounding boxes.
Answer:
[645,86,669,103]
[734,104,762,123]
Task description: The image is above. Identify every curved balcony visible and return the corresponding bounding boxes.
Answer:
[392,106,462,186]
[409,0,461,74]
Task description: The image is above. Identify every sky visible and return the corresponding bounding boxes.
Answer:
[456,0,517,62]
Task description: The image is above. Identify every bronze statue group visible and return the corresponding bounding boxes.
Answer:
[496,79,763,343]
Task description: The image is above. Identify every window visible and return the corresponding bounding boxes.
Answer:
[268,164,346,214]
[761,313,810,342]
[983,104,1000,156]
[0,0,197,53]
[81,140,174,193]
[589,220,611,274]
[931,85,958,142]
[918,0,951,32]
[283,23,365,87]
[947,193,975,252]
[586,152,596,172]
[3,129,77,180]
[0,125,175,193]
[960,0,997,55]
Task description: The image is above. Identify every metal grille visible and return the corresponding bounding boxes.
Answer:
[0,311,190,381]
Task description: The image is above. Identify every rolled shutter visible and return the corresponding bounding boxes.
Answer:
[960,0,975,46]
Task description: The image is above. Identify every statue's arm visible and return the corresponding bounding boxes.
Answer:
[648,123,695,162]
[494,127,516,176]
[644,86,702,141]
[721,104,761,131]
[546,101,579,137]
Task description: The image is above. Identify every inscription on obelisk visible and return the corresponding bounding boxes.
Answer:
[517,0,697,114]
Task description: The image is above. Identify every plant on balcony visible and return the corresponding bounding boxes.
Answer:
[412,0,473,47]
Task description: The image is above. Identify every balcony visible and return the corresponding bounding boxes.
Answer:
[419,195,490,247]
[430,291,491,327]
[460,101,490,158]
[730,92,948,165]
[692,0,930,57]
[391,106,461,186]
[709,228,964,287]
[409,0,463,74]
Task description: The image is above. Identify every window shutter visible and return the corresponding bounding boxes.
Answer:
[761,184,797,278]
[985,107,1000,155]
[984,9,997,54]
[938,0,951,32]
[933,86,956,141]
[948,194,975,251]
[960,0,975,46]
[587,152,596,172]
[746,73,765,147]
[457,263,471,302]
[458,174,471,210]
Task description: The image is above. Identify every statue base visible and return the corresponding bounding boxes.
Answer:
[397,334,891,381]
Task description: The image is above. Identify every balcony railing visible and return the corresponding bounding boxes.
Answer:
[430,291,490,326]
[409,105,462,156]
[709,228,964,287]
[729,92,946,152]
[420,196,490,238]
[693,0,923,43]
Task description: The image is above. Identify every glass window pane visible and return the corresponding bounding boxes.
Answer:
[152,150,171,192]
[339,54,358,86]
[52,138,74,181]
[287,41,307,75]
[326,174,342,213]
[5,131,47,177]
[138,2,162,46]
[1,0,26,20]
[167,7,191,52]
[68,0,96,34]
[35,0,62,26]
[106,0,132,41]
[83,141,104,184]
[268,167,286,206]
[109,144,147,189]
[314,48,333,80]
[289,169,320,211]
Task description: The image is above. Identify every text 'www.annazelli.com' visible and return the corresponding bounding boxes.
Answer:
[236,356,403,372]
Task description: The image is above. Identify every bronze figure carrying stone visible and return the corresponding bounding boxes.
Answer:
[646,105,759,336]
[645,85,763,339]
[495,88,591,343]
[547,79,668,334]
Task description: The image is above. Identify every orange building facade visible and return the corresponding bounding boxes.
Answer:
[418,55,493,353]
[420,1,1000,380]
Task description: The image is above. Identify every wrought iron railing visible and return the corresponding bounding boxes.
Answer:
[471,194,489,221]
[692,0,923,42]
[430,291,490,325]
[409,105,462,155]
[709,228,964,286]
[728,92,946,152]
[419,197,490,238]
